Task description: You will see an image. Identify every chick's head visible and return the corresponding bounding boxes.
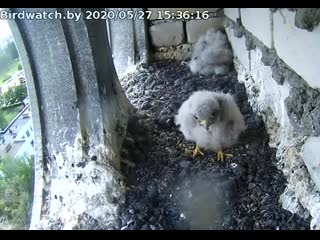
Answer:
[193,99,221,130]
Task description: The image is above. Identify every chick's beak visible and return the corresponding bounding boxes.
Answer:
[200,120,210,130]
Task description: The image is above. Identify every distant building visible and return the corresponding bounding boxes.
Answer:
[22,97,30,107]
[0,106,34,159]
[13,118,34,158]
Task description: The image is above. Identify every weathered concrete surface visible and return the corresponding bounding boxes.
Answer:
[149,21,184,47]
[224,8,240,23]
[107,8,148,78]
[186,18,224,43]
[9,8,131,229]
[302,137,320,191]
[152,44,193,61]
[285,76,320,136]
[273,9,320,89]
[240,8,273,48]
[228,17,320,136]
[225,18,320,230]
[294,8,320,32]
[225,24,250,72]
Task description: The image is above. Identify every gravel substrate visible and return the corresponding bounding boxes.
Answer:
[118,60,310,230]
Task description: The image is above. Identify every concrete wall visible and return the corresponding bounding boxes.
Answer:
[224,8,320,230]
[107,8,148,78]
[147,8,224,51]
[9,8,132,230]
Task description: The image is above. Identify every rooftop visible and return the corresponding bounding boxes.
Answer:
[0,106,32,157]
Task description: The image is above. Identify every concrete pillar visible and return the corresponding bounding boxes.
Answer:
[8,8,131,229]
[107,8,148,77]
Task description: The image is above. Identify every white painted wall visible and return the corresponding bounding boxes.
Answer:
[186,18,224,43]
[224,8,240,23]
[240,8,273,48]
[149,21,184,47]
[273,9,320,89]
[224,8,320,230]
[225,8,320,89]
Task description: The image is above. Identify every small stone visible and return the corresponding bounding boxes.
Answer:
[155,223,164,230]
[137,213,147,221]
[141,224,150,230]
[179,160,192,169]
[230,163,245,177]
[166,118,173,126]
[247,175,255,183]
[149,81,156,89]
[172,150,180,157]
[181,149,193,157]
[149,225,157,230]
[140,101,151,110]
[174,79,182,87]
[149,216,157,224]
[159,109,168,117]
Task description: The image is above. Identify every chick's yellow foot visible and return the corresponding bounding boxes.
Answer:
[193,145,204,158]
[216,150,233,161]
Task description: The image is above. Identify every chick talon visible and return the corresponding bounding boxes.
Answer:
[192,145,204,157]
[216,150,233,161]
[217,150,224,161]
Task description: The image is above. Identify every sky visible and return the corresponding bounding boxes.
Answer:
[0,19,12,41]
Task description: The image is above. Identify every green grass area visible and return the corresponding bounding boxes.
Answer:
[0,154,34,229]
[0,104,22,129]
[0,59,21,87]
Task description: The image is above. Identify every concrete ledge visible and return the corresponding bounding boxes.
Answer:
[225,26,250,71]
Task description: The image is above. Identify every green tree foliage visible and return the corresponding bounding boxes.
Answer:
[1,85,27,106]
[0,95,4,106]
[0,112,6,129]
[0,154,34,229]
[17,62,22,71]
[13,85,27,103]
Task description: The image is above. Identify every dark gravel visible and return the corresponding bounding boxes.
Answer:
[118,60,310,230]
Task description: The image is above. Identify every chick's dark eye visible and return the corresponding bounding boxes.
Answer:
[194,115,198,120]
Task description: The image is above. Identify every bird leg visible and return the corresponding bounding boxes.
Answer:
[216,150,233,161]
[192,145,204,157]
